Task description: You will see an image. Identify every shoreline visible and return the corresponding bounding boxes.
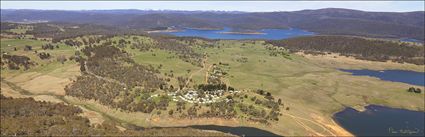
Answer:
[185,27,223,30]
[146,29,181,33]
[295,52,425,72]
[332,104,425,137]
[218,31,266,35]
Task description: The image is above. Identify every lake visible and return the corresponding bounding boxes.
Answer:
[162,27,314,40]
[189,125,280,137]
[340,69,425,86]
[400,38,424,44]
[334,105,424,136]
[130,124,280,136]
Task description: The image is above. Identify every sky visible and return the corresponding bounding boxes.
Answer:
[1,1,424,12]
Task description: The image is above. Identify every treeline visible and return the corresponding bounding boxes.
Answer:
[0,22,17,32]
[3,8,424,40]
[23,23,148,43]
[239,90,282,124]
[1,54,35,70]
[0,95,233,136]
[267,36,425,65]
[66,44,170,113]
[197,84,229,91]
[82,45,166,89]
[152,37,204,67]
[128,36,204,67]
[407,87,422,94]
[65,75,169,113]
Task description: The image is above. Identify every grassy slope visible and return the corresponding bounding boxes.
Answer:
[1,37,424,136]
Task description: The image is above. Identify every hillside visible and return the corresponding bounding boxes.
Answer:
[0,95,234,136]
[267,35,425,65]
[1,8,424,41]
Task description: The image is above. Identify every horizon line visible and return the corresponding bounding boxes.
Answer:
[2,8,424,13]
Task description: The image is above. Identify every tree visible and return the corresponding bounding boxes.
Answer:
[408,87,416,92]
[414,88,422,93]
[168,110,174,115]
[38,52,51,60]
[79,61,86,72]
[278,98,282,105]
[408,87,422,93]
[265,92,273,100]
[24,45,32,51]
[257,90,264,95]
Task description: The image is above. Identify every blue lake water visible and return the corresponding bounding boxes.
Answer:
[334,105,425,136]
[163,27,314,40]
[400,38,424,44]
[340,69,425,86]
[132,124,280,136]
[189,125,280,137]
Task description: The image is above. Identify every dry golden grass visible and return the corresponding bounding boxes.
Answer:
[296,52,424,72]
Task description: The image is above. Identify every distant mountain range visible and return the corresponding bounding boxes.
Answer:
[1,8,424,40]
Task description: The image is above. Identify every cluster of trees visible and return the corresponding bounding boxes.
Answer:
[37,52,51,60]
[65,75,126,109]
[125,92,170,113]
[20,23,146,43]
[65,75,168,113]
[255,89,275,100]
[237,103,269,124]
[1,54,34,70]
[176,76,189,90]
[0,22,17,32]
[41,43,58,50]
[207,65,227,85]
[196,83,235,92]
[153,37,204,67]
[66,44,171,113]
[63,35,108,47]
[265,45,291,59]
[267,36,425,65]
[407,87,422,93]
[244,90,283,122]
[23,45,32,51]
[199,101,237,119]
[82,45,166,90]
[237,101,280,124]
[0,95,231,136]
[64,39,83,47]
[172,90,281,124]
[129,37,156,51]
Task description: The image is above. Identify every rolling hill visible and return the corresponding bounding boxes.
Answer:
[2,8,424,41]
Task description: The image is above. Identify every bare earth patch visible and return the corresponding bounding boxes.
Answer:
[17,75,69,95]
[78,107,105,126]
[311,114,353,136]
[5,65,80,96]
[0,82,27,98]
